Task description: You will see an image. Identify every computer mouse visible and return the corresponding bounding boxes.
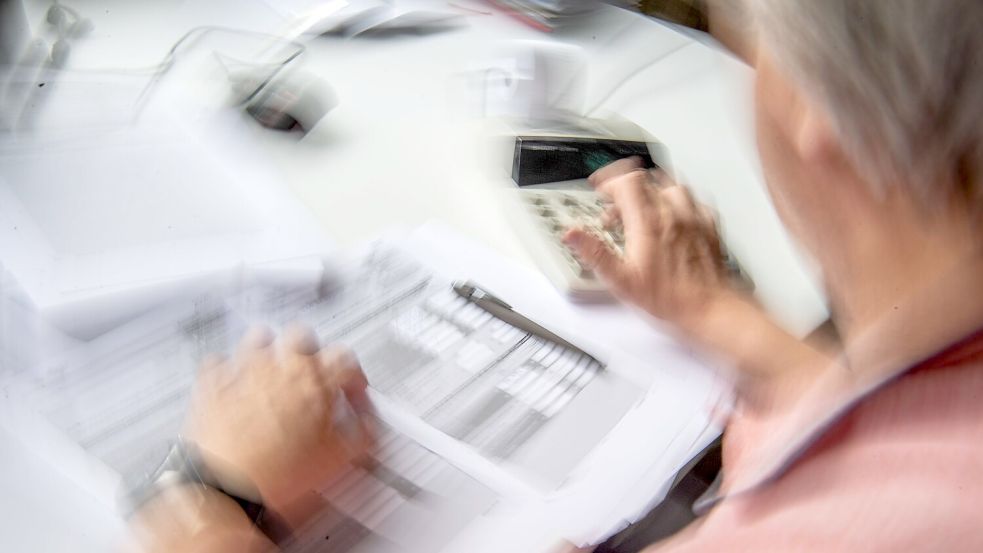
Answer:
[232,69,338,134]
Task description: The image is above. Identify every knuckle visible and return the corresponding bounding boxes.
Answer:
[624,170,650,189]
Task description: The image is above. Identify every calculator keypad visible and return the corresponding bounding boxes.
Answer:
[521,190,623,280]
[519,189,754,293]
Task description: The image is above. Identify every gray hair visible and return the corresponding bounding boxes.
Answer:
[747,0,983,209]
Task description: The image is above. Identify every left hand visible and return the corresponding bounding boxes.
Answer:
[185,325,374,518]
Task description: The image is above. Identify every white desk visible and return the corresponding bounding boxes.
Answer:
[11,0,825,332]
[0,1,825,551]
[239,3,826,335]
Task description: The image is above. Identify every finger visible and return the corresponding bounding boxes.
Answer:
[697,204,717,229]
[234,325,277,383]
[588,156,643,188]
[563,228,632,294]
[239,325,275,351]
[694,237,726,286]
[318,346,370,414]
[318,346,375,450]
[660,185,701,230]
[596,171,653,230]
[596,171,660,257]
[600,205,621,229]
[274,324,324,386]
[280,323,321,356]
[696,205,724,260]
[199,352,227,374]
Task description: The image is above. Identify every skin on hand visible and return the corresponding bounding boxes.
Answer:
[563,157,732,334]
[566,159,834,413]
[184,325,374,520]
[128,484,275,553]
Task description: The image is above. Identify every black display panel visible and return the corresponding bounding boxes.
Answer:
[512,136,658,187]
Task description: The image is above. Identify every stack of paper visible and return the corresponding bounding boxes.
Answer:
[0,99,331,339]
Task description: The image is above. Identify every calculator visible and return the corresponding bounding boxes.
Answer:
[516,186,752,300]
[494,116,752,300]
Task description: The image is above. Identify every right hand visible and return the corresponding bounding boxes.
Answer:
[185,325,374,518]
[563,158,737,333]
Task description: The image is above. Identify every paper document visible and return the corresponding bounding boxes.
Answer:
[243,245,642,492]
[0,98,331,339]
[283,418,498,553]
[4,227,728,549]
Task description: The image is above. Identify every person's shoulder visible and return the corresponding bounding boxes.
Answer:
[651,356,983,552]
[850,354,983,439]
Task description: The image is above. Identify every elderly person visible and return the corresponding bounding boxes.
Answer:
[565,0,983,550]
[131,0,983,551]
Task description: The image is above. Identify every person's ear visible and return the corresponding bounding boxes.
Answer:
[794,100,878,215]
[793,102,841,168]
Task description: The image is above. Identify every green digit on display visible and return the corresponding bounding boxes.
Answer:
[584,151,616,172]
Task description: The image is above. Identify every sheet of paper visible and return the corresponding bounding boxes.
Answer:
[0,104,332,339]
[2,293,243,504]
[283,418,499,553]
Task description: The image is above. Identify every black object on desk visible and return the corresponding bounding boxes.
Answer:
[595,435,722,553]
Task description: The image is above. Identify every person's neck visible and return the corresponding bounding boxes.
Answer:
[828,192,983,370]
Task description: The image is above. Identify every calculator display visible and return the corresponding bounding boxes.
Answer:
[511,136,658,187]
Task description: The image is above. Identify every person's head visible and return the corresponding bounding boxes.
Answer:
[744,0,983,321]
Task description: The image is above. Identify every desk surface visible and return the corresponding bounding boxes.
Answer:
[37,0,824,334]
[2,1,824,551]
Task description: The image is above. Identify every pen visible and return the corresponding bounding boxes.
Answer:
[452,281,599,364]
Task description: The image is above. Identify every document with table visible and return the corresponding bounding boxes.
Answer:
[2,223,727,552]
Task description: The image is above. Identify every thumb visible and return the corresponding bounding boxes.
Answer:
[563,228,630,294]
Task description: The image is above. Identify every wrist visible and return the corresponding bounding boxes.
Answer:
[674,290,800,376]
[673,289,751,345]
[194,447,265,504]
[131,483,270,553]
[126,439,292,546]
[678,291,834,412]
